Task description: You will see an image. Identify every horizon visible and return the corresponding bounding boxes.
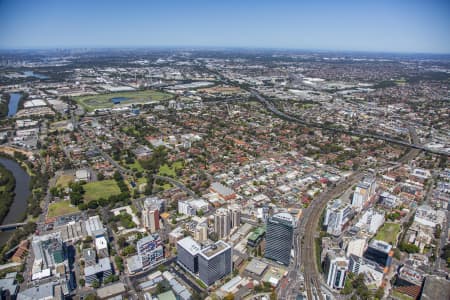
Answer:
[2,45,450,56]
[1,0,449,54]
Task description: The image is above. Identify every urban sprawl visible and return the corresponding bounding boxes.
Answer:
[0,49,449,300]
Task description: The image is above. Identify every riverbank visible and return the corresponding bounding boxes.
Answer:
[0,164,16,224]
[0,157,32,248]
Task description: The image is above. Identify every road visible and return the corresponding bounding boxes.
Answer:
[247,86,424,299]
[250,89,447,156]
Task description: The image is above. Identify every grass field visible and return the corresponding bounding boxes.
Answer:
[83,180,121,202]
[56,174,75,188]
[48,200,79,218]
[158,161,183,178]
[375,222,401,245]
[127,160,144,172]
[75,90,173,111]
[391,290,414,300]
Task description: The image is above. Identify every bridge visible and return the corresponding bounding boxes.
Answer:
[0,222,27,231]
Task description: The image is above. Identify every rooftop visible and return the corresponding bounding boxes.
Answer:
[84,257,111,276]
[200,240,231,259]
[177,236,201,255]
[245,258,268,276]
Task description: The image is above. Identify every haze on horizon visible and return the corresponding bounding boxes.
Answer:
[0,0,449,54]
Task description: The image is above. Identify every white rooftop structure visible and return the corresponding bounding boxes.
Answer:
[177,237,201,256]
[85,215,105,237]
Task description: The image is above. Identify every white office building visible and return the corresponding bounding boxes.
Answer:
[324,199,353,236]
[324,250,349,289]
[355,209,385,234]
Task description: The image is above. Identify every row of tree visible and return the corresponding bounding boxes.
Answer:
[0,164,16,224]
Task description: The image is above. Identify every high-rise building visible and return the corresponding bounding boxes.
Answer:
[352,176,376,210]
[194,223,208,242]
[348,254,385,288]
[177,236,201,273]
[324,250,349,289]
[143,207,160,233]
[143,198,164,233]
[265,213,294,266]
[198,240,232,286]
[323,199,353,236]
[355,209,385,234]
[214,208,231,239]
[143,197,165,212]
[230,206,241,229]
[363,240,393,268]
[137,234,164,269]
[31,232,66,281]
[84,257,112,285]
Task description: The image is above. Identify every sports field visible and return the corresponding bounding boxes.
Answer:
[83,180,121,201]
[75,90,173,111]
[375,222,401,245]
[48,200,79,218]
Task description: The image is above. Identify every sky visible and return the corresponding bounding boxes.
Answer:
[0,0,449,53]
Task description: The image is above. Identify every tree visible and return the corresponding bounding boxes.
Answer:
[223,293,234,300]
[156,282,168,294]
[91,280,100,288]
[117,236,127,248]
[374,287,384,300]
[270,291,277,300]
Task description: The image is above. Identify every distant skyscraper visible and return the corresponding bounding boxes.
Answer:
[265,213,294,266]
[198,240,232,286]
[214,208,231,239]
[324,250,349,289]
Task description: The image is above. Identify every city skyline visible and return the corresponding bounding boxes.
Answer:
[0,0,449,53]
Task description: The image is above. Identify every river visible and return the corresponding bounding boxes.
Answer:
[0,157,31,247]
[7,93,21,117]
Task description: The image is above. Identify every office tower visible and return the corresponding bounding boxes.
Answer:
[363,240,393,268]
[177,236,201,273]
[265,213,294,266]
[323,199,353,236]
[214,208,231,239]
[324,250,349,289]
[198,241,232,286]
[352,176,377,210]
[137,234,164,269]
[194,223,208,242]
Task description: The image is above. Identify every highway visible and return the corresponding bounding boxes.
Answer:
[250,90,448,157]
